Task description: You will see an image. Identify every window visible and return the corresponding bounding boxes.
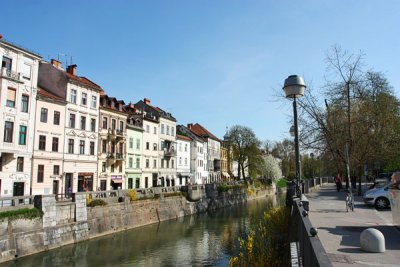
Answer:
[166,160,169,168]
[80,116,86,130]
[185,144,187,152]
[161,159,164,168]
[153,159,157,168]
[185,158,188,166]
[119,142,123,154]
[91,96,97,108]
[54,111,60,125]
[68,139,74,154]
[146,159,149,168]
[17,157,24,172]
[153,143,157,151]
[91,118,96,132]
[102,140,107,153]
[129,138,133,148]
[119,165,122,172]
[102,117,107,129]
[146,125,150,133]
[4,121,13,142]
[18,125,27,145]
[23,63,31,79]
[154,126,157,134]
[69,114,76,128]
[145,177,148,188]
[37,165,44,183]
[111,164,115,172]
[167,125,170,135]
[172,127,175,136]
[79,140,85,154]
[161,124,165,134]
[129,157,133,168]
[135,178,139,189]
[39,135,46,150]
[136,139,140,149]
[146,142,149,150]
[6,88,16,107]
[53,165,60,175]
[179,143,182,152]
[171,159,174,168]
[2,56,12,71]
[21,95,29,112]
[52,137,59,152]
[70,89,77,103]
[90,141,95,155]
[111,141,115,153]
[102,162,106,172]
[40,108,48,123]
[136,158,140,168]
[81,92,87,105]
[111,119,116,130]
[179,157,182,165]
[120,121,124,131]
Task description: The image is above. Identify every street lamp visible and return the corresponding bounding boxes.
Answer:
[283,75,306,197]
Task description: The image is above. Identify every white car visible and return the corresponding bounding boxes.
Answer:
[363,182,392,209]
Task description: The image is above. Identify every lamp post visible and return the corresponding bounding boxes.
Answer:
[283,75,306,197]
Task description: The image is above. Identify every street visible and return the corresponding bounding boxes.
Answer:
[306,183,400,267]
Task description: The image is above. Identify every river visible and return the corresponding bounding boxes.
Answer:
[5,196,277,267]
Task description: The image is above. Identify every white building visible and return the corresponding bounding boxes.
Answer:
[177,125,208,185]
[38,59,102,193]
[176,135,191,185]
[0,38,41,197]
[31,89,67,196]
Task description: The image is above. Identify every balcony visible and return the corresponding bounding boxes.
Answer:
[163,148,176,157]
[116,153,125,161]
[106,153,115,162]
[0,68,22,83]
[116,129,125,140]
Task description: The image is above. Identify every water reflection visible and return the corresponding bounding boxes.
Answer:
[5,196,276,267]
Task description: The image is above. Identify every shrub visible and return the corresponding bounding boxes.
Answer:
[87,199,107,207]
[164,192,183,198]
[287,171,296,181]
[247,189,255,195]
[127,189,137,202]
[217,185,230,193]
[276,179,287,188]
[229,206,290,266]
[0,208,43,221]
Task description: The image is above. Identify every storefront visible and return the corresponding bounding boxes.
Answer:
[78,173,93,192]
[111,175,123,190]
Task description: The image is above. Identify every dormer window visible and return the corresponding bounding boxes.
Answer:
[111,101,115,108]
[119,104,122,111]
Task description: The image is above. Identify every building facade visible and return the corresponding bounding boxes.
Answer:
[98,94,127,190]
[0,38,41,197]
[176,135,191,186]
[38,59,102,193]
[31,89,67,196]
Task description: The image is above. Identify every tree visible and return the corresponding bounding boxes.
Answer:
[262,154,282,182]
[298,46,400,193]
[271,139,295,177]
[228,125,261,179]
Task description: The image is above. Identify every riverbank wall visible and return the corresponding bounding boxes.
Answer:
[0,185,275,263]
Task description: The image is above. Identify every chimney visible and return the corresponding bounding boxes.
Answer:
[66,64,77,76]
[130,103,134,108]
[144,98,150,105]
[188,123,193,129]
[51,59,62,69]
[0,34,3,40]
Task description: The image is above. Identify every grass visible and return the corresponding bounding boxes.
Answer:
[277,179,287,188]
[87,199,107,207]
[0,208,43,221]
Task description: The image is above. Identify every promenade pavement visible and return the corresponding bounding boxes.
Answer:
[306,183,400,267]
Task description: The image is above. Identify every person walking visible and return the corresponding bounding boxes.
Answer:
[335,174,342,192]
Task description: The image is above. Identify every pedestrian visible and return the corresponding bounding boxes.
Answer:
[67,187,72,198]
[335,174,342,192]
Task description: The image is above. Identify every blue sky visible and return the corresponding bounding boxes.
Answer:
[2,0,399,142]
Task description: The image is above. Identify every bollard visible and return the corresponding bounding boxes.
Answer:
[360,228,385,252]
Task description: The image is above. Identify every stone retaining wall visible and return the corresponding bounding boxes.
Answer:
[0,186,275,263]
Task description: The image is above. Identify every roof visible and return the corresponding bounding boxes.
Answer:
[37,88,66,103]
[65,72,102,90]
[177,135,192,141]
[190,123,220,141]
[100,94,126,113]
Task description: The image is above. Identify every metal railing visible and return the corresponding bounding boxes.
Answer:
[1,67,21,81]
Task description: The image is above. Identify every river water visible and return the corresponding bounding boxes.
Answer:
[5,196,277,267]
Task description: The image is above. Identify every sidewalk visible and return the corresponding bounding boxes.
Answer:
[306,183,400,267]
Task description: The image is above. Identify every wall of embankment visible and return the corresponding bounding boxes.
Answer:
[0,185,276,263]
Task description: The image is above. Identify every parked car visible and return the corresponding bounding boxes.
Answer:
[363,182,392,209]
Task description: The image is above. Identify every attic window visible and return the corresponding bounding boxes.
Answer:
[119,104,122,111]
[111,101,115,108]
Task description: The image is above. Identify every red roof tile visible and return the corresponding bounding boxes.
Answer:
[65,72,102,90]
[37,88,66,102]
[190,123,220,141]
[177,135,192,141]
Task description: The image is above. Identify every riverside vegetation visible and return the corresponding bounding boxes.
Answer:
[229,196,290,267]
